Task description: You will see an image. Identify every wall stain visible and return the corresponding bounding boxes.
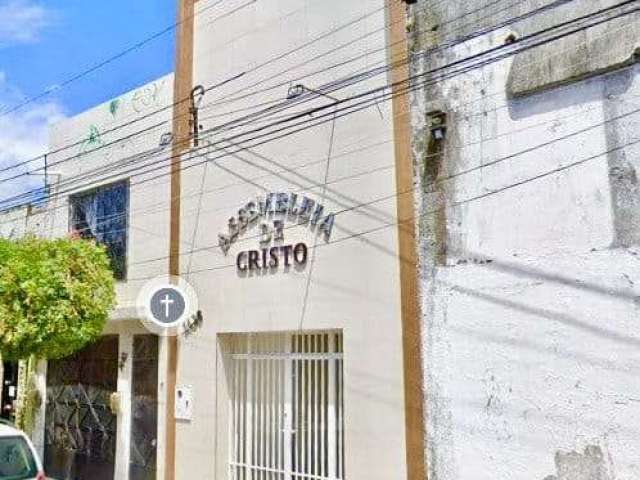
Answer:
[544,446,612,480]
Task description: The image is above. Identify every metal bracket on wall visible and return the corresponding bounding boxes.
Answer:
[190,85,206,147]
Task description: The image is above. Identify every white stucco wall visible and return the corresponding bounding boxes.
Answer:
[410,4,640,479]
[47,76,175,478]
[46,74,174,310]
[175,1,409,479]
[0,204,30,239]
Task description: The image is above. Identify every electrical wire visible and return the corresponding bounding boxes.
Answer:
[0,0,233,118]
[15,38,640,253]
[0,1,635,214]
[203,0,577,112]
[0,0,606,200]
[0,1,389,176]
[11,77,640,266]
[128,130,640,277]
[0,28,632,236]
[0,134,395,232]
[0,0,575,180]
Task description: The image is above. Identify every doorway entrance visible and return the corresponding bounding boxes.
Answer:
[1,362,19,422]
[129,334,159,480]
[225,331,345,480]
[43,335,119,480]
[42,331,160,480]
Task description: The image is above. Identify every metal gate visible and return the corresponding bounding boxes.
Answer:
[44,335,119,480]
[226,332,345,480]
[129,334,159,480]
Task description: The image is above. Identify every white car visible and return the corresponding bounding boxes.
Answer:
[0,422,45,480]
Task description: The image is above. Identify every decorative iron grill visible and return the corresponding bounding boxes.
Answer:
[225,332,345,480]
[44,335,118,480]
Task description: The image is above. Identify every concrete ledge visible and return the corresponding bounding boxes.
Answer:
[507,14,640,98]
[109,304,139,322]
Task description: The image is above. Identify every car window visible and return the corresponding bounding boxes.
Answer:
[0,436,37,480]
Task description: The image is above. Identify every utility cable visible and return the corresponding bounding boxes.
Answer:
[22,43,640,249]
[0,1,387,174]
[0,0,574,179]
[129,130,640,276]
[0,2,635,213]
[0,0,234,117]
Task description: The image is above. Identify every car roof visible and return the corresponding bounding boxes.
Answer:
[0,423,25,437]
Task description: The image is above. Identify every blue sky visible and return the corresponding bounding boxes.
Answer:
[0,0,176,203]
[1,0,175,114]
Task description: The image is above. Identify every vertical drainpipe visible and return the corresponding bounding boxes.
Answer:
[388,1,428,479]
[166,0,195,479]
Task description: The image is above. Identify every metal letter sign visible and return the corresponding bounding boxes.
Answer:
[218,192,336,273]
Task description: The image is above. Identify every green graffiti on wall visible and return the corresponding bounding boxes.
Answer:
[80,125,104,154]
[87,125,101,145]
[109,99,120,117]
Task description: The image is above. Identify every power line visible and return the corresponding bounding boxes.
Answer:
[35,110,640,271]
[0,1,634,212]
[0,135,395,231]
[186,0,546,124]
[130,129,640,275]
[198,0,579,119]
[0,1,389,177]
[8,85,638,267]
[191,0,588,145]
[0,19,627,224]
[8,34,640,243]
[29,70,640,238]
[0,0,230,118]
[0,0,571,181]
[0,1,632,276]
[0,0,583,219]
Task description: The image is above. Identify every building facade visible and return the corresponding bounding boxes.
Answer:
[408,1,640,479]
[0,74,175,480]
[172,0,418,479]
[4,1,638,480]
[1,1,425,479]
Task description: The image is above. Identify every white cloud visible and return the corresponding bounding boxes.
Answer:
[0,72,66,205]
[0,0,51,47]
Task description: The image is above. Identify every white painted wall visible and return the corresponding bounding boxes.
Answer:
[47,74,175,311]
[47,76,175,480]
[413,22,640,480]
[176,1,408,479]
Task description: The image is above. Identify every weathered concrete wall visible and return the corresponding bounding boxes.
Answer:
[413,0,640,97]
[409,1,640,479]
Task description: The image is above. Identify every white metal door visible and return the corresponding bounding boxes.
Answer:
[227,332,344,480]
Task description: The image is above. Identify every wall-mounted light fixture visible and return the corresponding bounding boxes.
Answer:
[190,85,206,147]
[286,83,339,102]
[504,33,518,45]
[286,84,306,100]
[428,111,447,141]
[119,352,129,371]
[159,132,173,147]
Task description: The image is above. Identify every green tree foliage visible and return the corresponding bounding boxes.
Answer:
[0,237,116,360]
